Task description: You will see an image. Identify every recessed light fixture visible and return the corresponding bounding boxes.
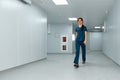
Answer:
[94,26,101,29]
[68,18,77,21]
[102,26,105,29]
[52,0,68,5]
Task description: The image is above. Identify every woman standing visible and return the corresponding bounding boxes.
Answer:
[74,17,88,68]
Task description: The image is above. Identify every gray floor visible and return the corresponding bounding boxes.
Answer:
[0,51,120,80]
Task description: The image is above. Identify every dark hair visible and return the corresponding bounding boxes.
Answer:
[77,17,84,31]
[77,17,83,22]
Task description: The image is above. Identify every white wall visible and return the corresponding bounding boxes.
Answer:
[47,24,72,53]
[87,32,90,51]
[72,24,76,53]
[89,32,102,51]
[103,0,120,65]
[0,0,47,71]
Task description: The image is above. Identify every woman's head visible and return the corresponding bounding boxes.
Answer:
[77,17,83,25]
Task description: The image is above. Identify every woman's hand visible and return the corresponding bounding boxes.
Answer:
[84,40,87,46]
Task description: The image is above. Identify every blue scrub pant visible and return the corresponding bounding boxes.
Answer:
[74,41,86,64]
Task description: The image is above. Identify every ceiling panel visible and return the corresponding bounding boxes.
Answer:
[32,0,114,28]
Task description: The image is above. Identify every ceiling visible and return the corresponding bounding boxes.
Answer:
[32,0,114,28]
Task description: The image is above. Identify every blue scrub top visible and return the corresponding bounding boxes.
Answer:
[75,25,87,42]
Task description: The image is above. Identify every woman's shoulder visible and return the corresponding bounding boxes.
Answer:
[83,25,87,31]
[83,25,87,28]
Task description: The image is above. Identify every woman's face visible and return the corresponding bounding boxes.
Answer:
[77,19,83,25]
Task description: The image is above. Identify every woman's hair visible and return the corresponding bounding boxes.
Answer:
[77,17,83,22]
[77,17,84,31]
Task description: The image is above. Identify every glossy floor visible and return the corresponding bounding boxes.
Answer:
[0,51,120,80]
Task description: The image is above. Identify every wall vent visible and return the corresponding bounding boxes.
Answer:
[19,0,32,6]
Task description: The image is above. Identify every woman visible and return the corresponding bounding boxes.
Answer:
[74,17,88,68]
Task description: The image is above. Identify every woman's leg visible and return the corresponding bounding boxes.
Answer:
[81,42,86,63]
[74,41,80,64]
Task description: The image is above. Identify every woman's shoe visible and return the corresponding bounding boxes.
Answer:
[74,64,79,68]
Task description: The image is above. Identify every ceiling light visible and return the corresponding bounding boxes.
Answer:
[68,18,77,21]
[94,26,101,29]
[52,0,68,5]
[102,26,105,29]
